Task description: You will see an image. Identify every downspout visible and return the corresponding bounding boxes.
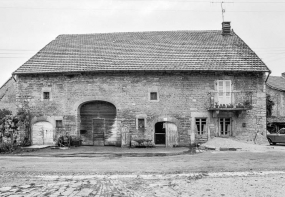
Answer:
[265,70,271,137]
[265,70,271,83]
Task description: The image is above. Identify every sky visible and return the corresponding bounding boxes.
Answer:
[1,0,285,86]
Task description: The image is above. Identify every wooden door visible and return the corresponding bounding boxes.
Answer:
[155,122,166,145]
[32,121,54,145]
[165,123,178,147]
[219,118,231,137]
[93,118,105,146]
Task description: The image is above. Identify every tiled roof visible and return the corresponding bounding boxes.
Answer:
[13,30,270,74]
[267,76,285,91]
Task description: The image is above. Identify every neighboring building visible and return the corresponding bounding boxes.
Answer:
[0,77,17,114]
[12,22,270,146]
[266,72,285,132]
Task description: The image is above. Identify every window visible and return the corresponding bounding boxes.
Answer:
[150,92,158,100]
[217,80,231,105]
[43,92,50,100]
[195,118,207,135]
[138,118,145,129]
[56,120,63,128]
[138,118,146,132]
[41,87,52,101]
[136,114,147,131]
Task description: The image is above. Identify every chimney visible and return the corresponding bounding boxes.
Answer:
[222,21,231,35]
[282,72,285,78]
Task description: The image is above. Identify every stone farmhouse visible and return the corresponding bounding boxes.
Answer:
[0,77,17,114]
[266,72,285,132]
[11,22,270,147]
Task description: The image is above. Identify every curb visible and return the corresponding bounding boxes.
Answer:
[3,150,192,158]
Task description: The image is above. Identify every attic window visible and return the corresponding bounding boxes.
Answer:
[43,92,50,100]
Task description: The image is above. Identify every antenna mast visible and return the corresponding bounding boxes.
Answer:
[211,1,234,22]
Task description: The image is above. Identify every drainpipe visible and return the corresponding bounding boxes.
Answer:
[265,71,271,138]
[265,71,271,83]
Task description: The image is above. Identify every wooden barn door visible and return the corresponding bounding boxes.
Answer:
[165,122,178,147]
[80,101,116,146]
[93,119,105,146]
[155,122,178,147]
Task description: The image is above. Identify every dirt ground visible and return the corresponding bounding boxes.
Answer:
[1,149,285,196]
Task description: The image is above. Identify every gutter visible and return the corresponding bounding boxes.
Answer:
[12,74,17,82]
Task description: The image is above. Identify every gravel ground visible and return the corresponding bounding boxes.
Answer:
[0,171,284,197]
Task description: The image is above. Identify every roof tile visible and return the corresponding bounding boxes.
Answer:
[13,30,269,74]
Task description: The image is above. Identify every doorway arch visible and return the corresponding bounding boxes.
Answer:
[155,121,178,147]
[32,121,54,145]
[80,101,116,145]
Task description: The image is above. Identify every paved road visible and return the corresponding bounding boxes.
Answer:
[1,150,285,196]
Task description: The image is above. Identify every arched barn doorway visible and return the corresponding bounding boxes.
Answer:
[155,122,178,147]
[32,121,54,145]
[80,101,116,146]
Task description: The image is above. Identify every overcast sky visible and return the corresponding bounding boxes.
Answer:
[1,0,285,86]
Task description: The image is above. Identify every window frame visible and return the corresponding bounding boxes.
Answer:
[148,91,159,102]
[56,120,63,128]
[195,118,207,135]
[216,80,232,105]
[41,87,52,101]
[43,92,50,100]
[136,114,147,131]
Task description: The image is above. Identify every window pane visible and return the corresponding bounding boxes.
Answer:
[43,92,50,99]
[150,92,157,100]
[56,120,63,128]
[138,119,145,129]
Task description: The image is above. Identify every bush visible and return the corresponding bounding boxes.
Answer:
[0,142,15,153]
[0,108,12,120]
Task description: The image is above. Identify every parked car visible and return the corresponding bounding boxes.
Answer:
[267,128,285,145]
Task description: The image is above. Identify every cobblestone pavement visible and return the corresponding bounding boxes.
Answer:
[0,171,285,197]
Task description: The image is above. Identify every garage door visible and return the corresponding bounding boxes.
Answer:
[32,121,54,145]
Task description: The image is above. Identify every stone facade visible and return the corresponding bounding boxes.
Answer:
[266,84,285,132]
[16,71,267,146]
[0,77,17,114]
[266,72,285,133]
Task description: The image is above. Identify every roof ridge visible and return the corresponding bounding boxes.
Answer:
[56,30,222,37]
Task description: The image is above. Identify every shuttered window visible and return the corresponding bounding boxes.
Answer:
[217,80,232,105]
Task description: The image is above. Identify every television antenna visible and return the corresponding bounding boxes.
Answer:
[211,1,234,22]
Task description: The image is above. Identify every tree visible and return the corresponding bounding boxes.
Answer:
[266,94,275,117]
[0,109,12,120]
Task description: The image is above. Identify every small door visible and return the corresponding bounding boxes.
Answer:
[155,122,178,147]
[93,118,105,146]
[219,118,231,137]
[155,122,166,145]
[218,80,231,105]
[32,121,54,145]
[165,123,178,147]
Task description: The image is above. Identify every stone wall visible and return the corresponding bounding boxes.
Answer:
[16,71,267,146]
[267,87,285,118]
